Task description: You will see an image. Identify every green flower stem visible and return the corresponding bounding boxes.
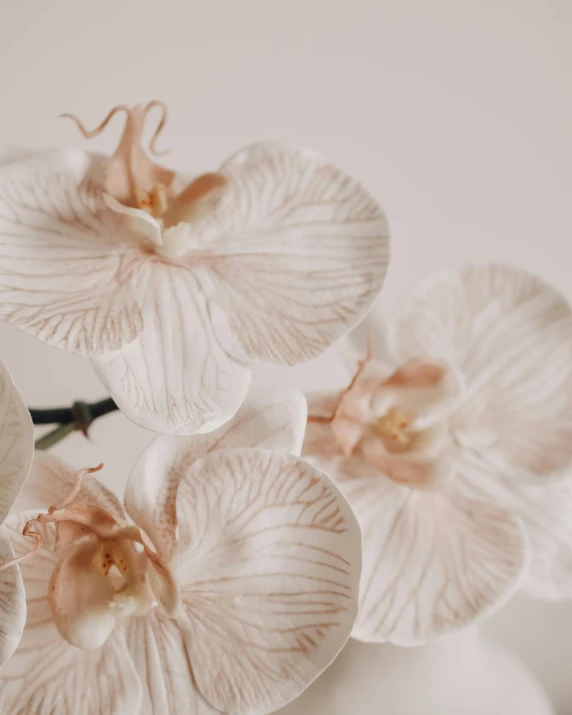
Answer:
[34,422,77,450]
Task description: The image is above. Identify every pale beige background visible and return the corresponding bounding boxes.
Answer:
[0,0,571,712]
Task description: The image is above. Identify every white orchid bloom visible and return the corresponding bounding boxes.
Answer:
[0,389,361,714]
[303,263,572,644]
[0,103,389,434]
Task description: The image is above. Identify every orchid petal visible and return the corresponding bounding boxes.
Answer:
[0,526,25,665]
[376,360,465,431]
[389,264,572,482]
[456,450,572,600]
[139,543,180,616]
[194,142,389,366]
[92,261,251,434]
[0,146,40,167]
[0,149,149,355]
[318,456,527,644]
[0,511,141,715]
[0,624,141,715]
[358,436,454,488]
[13,451,126,522]
[0,358,33,524]
[125,388,307,560]
[171,448,361,714]
[125,608,213,715]
[102,193,162,247]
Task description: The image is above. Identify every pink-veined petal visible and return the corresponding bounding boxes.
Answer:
[0,149,150,355]
[13,451,126,522]
[92,261,251,434]
[125,608,214,715]
[318,455,527,644]
[456,450,572,600]
[389,264,572,483]
[0,622,141,715]
[0,358,33,523]
[171,448,361,715]
[0,526,25,665]
[193,142,389,367]
[125,388,307,560]
[0,511,141,715]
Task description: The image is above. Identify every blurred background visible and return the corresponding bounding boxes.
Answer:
[0,0,570,711]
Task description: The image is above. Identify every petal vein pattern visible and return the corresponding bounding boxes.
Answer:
[92,262,250,434]
[126,609,213,715]
[0,359,34,523]
[172,448,361,714]
[0,527,25,665]
[390,264,572,482]
[197,144,390,366]
[0,150,148,354]
[344,470,527,644]
[125,389,307,560]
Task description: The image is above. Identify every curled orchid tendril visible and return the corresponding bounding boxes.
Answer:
[60,106,132,139]
[60,100,170,158]
[307,334,373,425]
[55,463,104,510]
[0,463,104,572]
[144,100,170,156]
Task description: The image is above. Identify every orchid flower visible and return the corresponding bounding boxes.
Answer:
[0,357,33,665]
[0,103,389,435]
[0,389,361,714]
[303,263,572,645]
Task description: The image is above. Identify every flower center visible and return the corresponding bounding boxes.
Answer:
[135,183,169,219]
[62,101,228,236]
[307,355,455,489]
[0,463,180,649]
[373,406,415,453]
[90,536,154,617]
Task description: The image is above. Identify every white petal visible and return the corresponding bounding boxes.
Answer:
[0,625,140,715]
[13,451,126,522]
[0,149,149,354]
[0,511,141,715]
[125,608,214,715]
[171,448,361,715]
[456,450,572,600]
[0,358,33,523]
[0,526,25,665]
[195,142,389,366]
[321,456,527,644]
[0,146,38,166]
[92,261,251,434]
[102,193,162,247]
[125,388,307,559]
[390,264,572,482]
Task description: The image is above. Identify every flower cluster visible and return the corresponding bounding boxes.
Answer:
[0,103,571,715]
